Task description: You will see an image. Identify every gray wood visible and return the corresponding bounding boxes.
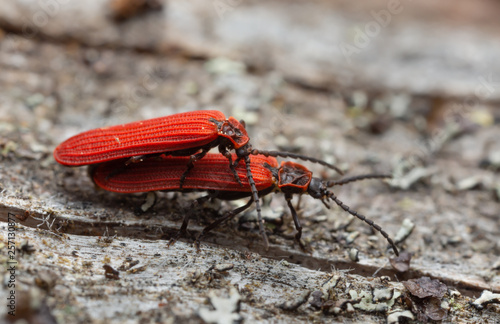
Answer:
[1,1,500,323]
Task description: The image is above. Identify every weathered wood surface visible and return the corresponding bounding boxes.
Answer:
[1,1,500,323]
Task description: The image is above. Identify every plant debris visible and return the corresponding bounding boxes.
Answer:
[214,263,234,272]
[103,264,120,280]
[118,259,140,271]
[394,219,415,244]
[349,288,401,313]
[403,277,447,299]
[349,248,359,262]
[373,287,394,303]
[403,277,448,321]
[390,165,437,190]
[455,175,485,191]
[387,309,415,324]
[139,191,156,213]
[198,287,242,324]
[309,290,324,309]
[471,290,500,310]
[279,290,311,311]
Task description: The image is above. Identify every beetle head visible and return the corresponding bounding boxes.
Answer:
[307,177,328,199]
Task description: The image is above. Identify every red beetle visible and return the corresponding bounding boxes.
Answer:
[54,110,342,172]
[55,110,343,244]
[91,153,398,255]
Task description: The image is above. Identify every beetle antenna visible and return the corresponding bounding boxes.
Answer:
[250,149,344,175]
[326,191,399,256]
[244,155,269,250]
[326,174,391,187]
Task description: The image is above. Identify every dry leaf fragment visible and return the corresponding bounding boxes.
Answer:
[402,277,447,299]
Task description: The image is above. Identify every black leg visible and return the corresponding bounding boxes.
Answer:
[195,199,254,249]
[225,151,243,187]
[244,155,269,249]
[219,146,243,186]
[179,149,209,189]
[125,152,164,165]
[125,155,146,165]
[285,195,306,250]
[167,195,211,247]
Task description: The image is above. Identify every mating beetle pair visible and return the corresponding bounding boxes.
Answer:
[55,110,399,255]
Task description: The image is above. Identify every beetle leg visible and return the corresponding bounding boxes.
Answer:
[219,146,243,187]
[125,155,146,165]
[285,195,306,251]
[244,155,269,250]
[179,149,210,189]
[168,195,212,248]
[228,156,243,187]
[125,152,166,166]
[194,199,254,249]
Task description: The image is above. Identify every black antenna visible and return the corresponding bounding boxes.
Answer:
[250,149,344,175]
[326,174,391,187]
[326,191,399,256]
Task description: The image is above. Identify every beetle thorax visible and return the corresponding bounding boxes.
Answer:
[217,117,250,149]
[277,161,313,195]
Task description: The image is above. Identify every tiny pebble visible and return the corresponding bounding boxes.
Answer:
[214,263,234,272]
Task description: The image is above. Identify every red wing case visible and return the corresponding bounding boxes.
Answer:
[54,110,226,166]
[92,154,278,193]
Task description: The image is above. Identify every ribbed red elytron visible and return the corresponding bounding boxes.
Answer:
[54,111,247,166]
[92,154,278,193]
[91,153,399,255]
[55,110,344,247]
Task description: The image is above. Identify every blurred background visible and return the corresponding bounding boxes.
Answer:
[1,0,499,323]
